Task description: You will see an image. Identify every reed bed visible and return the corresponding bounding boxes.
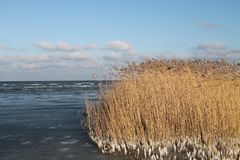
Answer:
[84,59,240,160]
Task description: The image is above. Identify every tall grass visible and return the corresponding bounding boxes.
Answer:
[84,59,240,159]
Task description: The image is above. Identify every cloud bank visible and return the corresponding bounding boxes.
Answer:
[0,40,137,73]
[0,40,239,80]
[195,42,240,60]
[35,41,97,52]
[104,40,136,55]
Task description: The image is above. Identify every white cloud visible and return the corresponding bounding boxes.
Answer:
[35,41,79,51]
[0,51,97,71]
[0,55,10,62]
[195,42,240,60]
[35,41,54,50]
[103,53,122,61]
[0,45,14,51]
[198,21,219,30]
[159,51,191,59]
[196,42,225,50]
[2,40,240,80]
[18,54,51,62]
[104,40,136,55]
[34,40,136,64]
[19,63,41,70]
[35,41,97,52]
[81,44,97,50]
[55,42,80,51]
[67,52,91,61]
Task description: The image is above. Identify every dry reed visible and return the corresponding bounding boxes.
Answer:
[84,59,240,160]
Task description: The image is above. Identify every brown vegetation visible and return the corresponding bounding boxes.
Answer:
[84,59,240,159]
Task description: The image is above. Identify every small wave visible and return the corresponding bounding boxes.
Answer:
[0,81,102,93]
[66,154,75,158]
[61,135,71,139]
[57,147,69,152]
[80,92,97,100]
[49,83,58,85]
[81,143,93,147]
[31,83,42,86]
[74,82,95,88]
[0,135,11,139]
[21,141,32,145]
[60,139,79,145]
[57,85,64,88]
[41,136,54,143]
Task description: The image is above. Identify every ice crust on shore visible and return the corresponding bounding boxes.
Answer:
[89,135,240,160]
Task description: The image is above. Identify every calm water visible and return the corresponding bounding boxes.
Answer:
[0,81,125,160]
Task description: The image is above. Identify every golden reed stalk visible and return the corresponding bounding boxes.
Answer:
[84,59,240,160]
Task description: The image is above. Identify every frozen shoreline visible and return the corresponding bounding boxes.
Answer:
[89,135,240,159]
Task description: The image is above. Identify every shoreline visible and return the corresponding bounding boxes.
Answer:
[88,135,240,159]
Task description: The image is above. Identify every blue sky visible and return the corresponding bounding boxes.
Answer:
[0,0,240,80]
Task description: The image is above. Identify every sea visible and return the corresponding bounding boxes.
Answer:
[0,81,125,160]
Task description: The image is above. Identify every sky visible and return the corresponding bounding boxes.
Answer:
[0,0,240,81]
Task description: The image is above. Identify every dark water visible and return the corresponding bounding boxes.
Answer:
[0,81,124,160]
